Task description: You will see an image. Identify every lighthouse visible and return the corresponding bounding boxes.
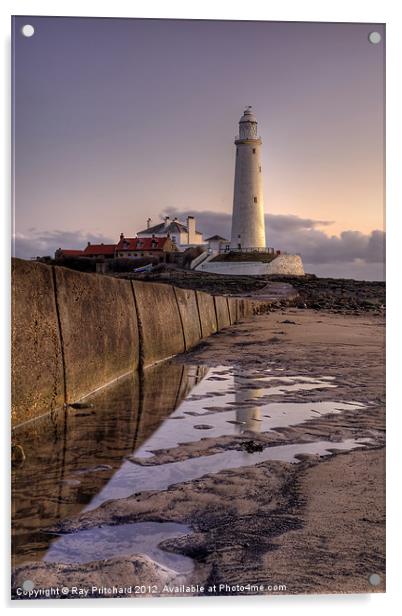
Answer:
[230,107,266,250]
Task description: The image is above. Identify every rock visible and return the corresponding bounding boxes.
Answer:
[241,440,264,453]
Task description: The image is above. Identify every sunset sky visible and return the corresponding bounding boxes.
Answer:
[12,17,385,279]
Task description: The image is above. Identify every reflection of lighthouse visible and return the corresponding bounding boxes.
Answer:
[230,107,266,250]
[233,374,265,434]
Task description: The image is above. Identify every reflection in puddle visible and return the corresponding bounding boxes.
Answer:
[87,438,370,510]
[12,362,369,573]
[44,522,193,573]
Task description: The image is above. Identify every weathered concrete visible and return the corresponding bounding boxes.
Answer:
[196,291,218,338]
[214,296,231,329]
[265,254,304,276]
[12,259,279,426]
[200,254,304,276]
[54,266,139,403]
[227,297,240,325]
[174,287,202,350]
[236,298,246,321]
[200,261,269,275]
[11,259,64,426]
[239,299,254,320]
[133,280,185,367]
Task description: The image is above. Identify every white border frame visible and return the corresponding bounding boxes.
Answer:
[1,1,400,613]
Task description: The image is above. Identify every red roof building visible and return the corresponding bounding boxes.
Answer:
[115,235,175,258]
[83,243,116,258]
[53,233,177,262]
[55,248,85,259]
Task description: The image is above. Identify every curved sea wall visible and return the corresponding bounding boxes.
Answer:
[199,254,305,276]
[11,258,275,427]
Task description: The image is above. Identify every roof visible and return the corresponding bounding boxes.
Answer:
[57,249,84,256]
[116,237,168,251]
[137,221,188,235]
[83,244,116,256]
[240,106,257,123]
[206,235,229,242]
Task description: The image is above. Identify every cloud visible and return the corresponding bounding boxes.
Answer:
[13,212,385,281]
[161,207,385,265]
[303,260,385,282]
[161,207,334,240]
[269,214,334,232]
[13,230,115,260]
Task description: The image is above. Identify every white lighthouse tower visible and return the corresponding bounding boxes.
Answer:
[230,107,266,250]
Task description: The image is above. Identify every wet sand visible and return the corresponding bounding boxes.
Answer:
[180,309,386,593]
[13,309,385,597]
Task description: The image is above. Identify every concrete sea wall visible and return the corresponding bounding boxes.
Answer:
[132,280,185,367]
[11,259,65,426]
[11,258,276,427]
[55,266,140,403]
[199,254,305,276]
[265,254,305,276]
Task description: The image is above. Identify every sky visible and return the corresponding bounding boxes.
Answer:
[12,17,385,279]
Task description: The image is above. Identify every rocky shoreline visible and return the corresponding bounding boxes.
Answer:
[117,269,385,316]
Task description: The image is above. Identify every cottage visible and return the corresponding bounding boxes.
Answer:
[82,243,116,259]
[115,234,175,260]
[54,248,85,259]
[137,216,204,251]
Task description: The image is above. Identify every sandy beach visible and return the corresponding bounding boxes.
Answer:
[12,307,385,597]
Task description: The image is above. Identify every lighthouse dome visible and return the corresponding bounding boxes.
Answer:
[239,107,257,123]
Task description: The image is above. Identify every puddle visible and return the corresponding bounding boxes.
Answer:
[86,438,371,510]
[131,368,358,458]
[12,362,370,574]
[44,522,193,573]
[132,400,361,458]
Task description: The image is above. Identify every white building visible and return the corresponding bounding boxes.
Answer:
[230,107,266,250]
[137,215,204,251]
[206,235,230,253]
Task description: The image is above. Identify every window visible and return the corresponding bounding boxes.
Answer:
[253,196,258,203]
[259,165,261,172]
[252,148,256,154]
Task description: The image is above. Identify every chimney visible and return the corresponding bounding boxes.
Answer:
[120,232,124,241]
[187,216,196,244]
[87,241,91,246]
[164,216,170,229]
[147,217,152,229]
